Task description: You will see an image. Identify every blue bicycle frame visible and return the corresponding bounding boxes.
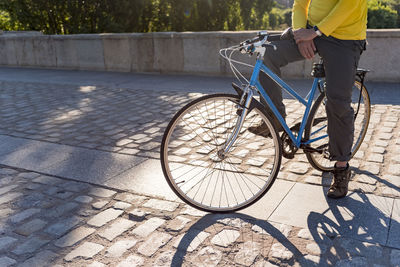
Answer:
[249,58,328,148]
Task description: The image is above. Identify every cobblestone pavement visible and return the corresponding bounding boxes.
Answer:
[0,76,400,266]
[1,80,399,198]
[1,166,399,267]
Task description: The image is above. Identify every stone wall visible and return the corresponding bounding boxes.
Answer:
[1,30,399,81]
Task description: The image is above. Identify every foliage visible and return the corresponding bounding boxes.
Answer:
[0,10,12,30]
[1,0,399,34]
[367,0,398,28]
[0,0,281,34]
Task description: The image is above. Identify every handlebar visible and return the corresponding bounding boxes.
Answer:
[239,27,294,55]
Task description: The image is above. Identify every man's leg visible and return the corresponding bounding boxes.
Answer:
[251,40,304,135]
[315,36,363,198]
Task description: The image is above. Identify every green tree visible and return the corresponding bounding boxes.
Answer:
[0,0,278,34]
[0,10,12,30]
[367,0,398,28]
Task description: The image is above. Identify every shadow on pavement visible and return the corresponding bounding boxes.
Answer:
[172,213,315,266]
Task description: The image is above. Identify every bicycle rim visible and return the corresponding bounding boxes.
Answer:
[161,94,282,212]
[305,81,371,172]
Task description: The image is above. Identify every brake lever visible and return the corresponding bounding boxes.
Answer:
[262,43,277,51]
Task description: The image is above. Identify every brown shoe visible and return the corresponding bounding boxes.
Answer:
[327,164,351,199]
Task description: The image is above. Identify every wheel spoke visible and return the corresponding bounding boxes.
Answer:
[161,94,281,212]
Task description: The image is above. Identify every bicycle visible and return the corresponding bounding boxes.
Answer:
[160,28,371,212]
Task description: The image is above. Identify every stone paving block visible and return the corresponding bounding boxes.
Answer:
[269,243,294,261]
[167,216,191,231]
[89,187,117,198]
[0,192,23,205]
[128,209,150,221]
[92,200,110,210]
[287,162,309,175]
[0,236,18,251]
[388,164,400,175]
[0,176,14,186]
[87,261,106,267]
[131,217,166,238]
[0,208,13,218]
[363,164,380,175]
[193,246,222,266]
[367,154,384,163]
[19,250,58,267]
[98,218,136,241]
[113,201,132,210]
[87,208,123,227]
[55,226,95,247]
[106,239,137,258]
[234,241,261,266]
[173,231,210,252]
[18,172,40,179]
[179,206,208,217]
[137,232,172,257]
[33,175,64,185]
[143,199,180,212]
[306,242,328,255]
[152,251,174,267]
[356,174,378,185]
[64,241,104,261]
[74,195,93,203]
[383,175,400,187]
[12,236,50,255]
[211,229,240,247]
[45,216,82,236]
[14,218,47,236]
[0,184,18,196]
[45,202,78,218]
[375,140,389,147]
[0,257,17,267]
[116,255,144,267]
[9,208,40,223]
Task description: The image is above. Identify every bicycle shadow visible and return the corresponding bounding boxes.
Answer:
[171,213,316,266]
[169,169,399,266]
[306,169,400,266]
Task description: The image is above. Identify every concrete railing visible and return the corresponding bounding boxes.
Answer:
[1,30,400,81]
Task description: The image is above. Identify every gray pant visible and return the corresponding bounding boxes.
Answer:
[259,35,365,162]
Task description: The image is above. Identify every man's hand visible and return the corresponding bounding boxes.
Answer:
[293,28,318,43]
[298,40,316,59]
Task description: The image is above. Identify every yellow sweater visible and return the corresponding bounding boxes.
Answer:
[292,0,367,40]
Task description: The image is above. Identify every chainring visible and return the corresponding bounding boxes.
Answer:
[280,130,298,159]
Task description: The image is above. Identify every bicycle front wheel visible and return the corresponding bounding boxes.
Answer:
[161,93,282,212]
[304,81,371,172]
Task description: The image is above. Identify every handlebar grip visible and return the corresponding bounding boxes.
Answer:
[280,27,294,40]
[266,28,294,42]
[267,34,282,42]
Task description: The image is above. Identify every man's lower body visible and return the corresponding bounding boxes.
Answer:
[256,35,365,198]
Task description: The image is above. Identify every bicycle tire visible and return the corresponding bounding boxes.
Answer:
[304,80,371,172]
[160,93,282,212]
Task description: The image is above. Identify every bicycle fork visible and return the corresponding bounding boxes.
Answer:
[217,88,254,159]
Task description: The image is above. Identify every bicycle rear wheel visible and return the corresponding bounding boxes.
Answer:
[161,93,282,212]
[304,81,371,172]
